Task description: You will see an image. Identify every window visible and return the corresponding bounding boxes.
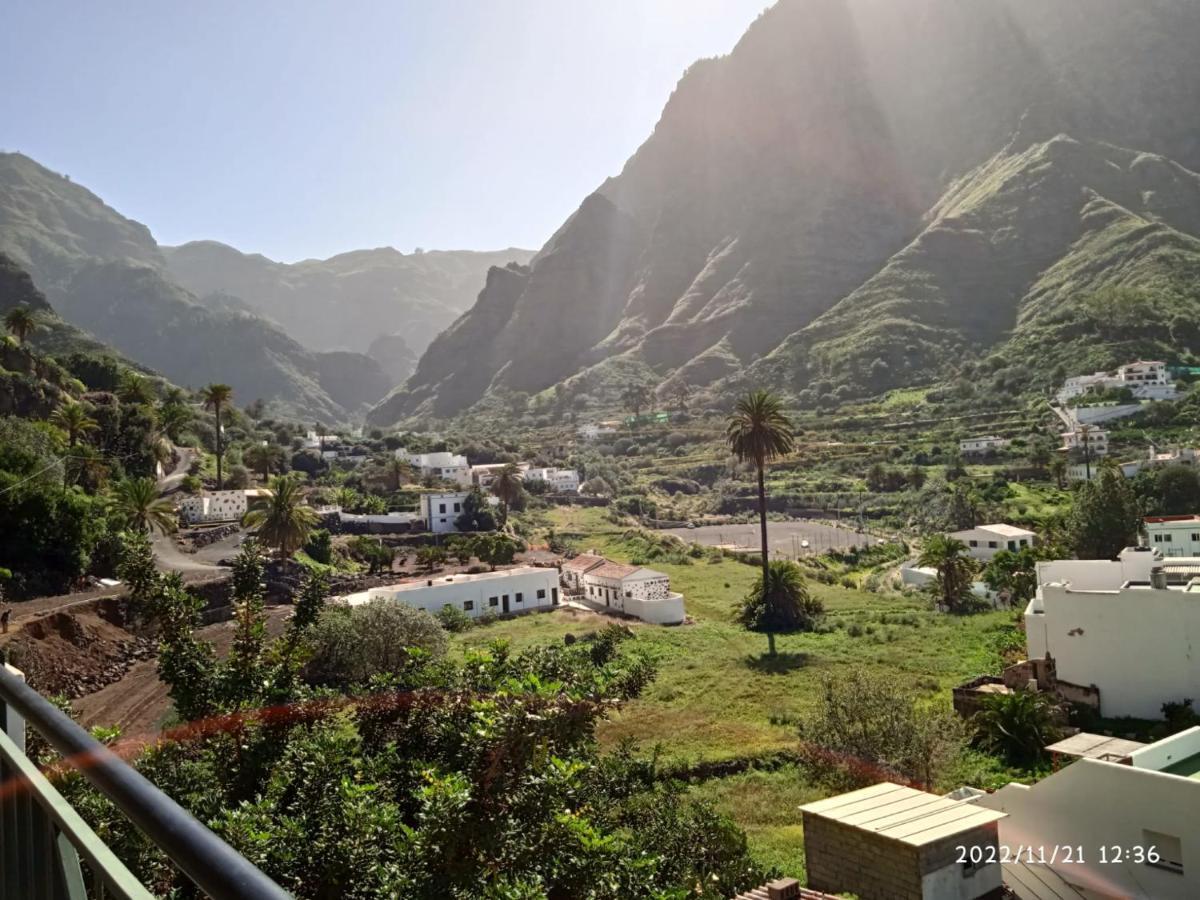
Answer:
[1007,541,1017,551]
[463,601,474,611]
[1143,829,1183,874]
[1165,534,1173,542]
[1191,533,1200,542]
[969,540,978,547]
[1154,534,1163,543]
[987,541,998,549]
[454,503,461,512]
[489,596,498,607]
[536,589,546,599]
[515,592,523,603]
[439,503,446,514]
[625,590,632,598]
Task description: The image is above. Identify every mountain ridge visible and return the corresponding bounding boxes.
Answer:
[369,0,1200,425]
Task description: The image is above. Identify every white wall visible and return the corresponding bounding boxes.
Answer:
[1028,583,1200,718]
[418,492,469,533]
[974,759,1200,899]
[362,568,558,619]
[950,528,1035,562]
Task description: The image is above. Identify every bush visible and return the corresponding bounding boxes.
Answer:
[303,529,333,565]
[437,604,472,633]
[304,600,448,686]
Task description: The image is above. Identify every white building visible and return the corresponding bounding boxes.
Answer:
[1056,359,1176,405]
[303,430,340,449]
[958,435,1010,455]
[971,727,1200,899]
[948,524,1037,562]
[1026,547,1200,719]
[178,489,271,525]
[524,467,581,493]
[1120,446,1199,479]
[397,450,472,487]
[1059,427,1109,457]
[1144,515,1200,557]
[345,566,560,619]
[561,554,685,625]
[417,491,471,533]
[577,421,619,441]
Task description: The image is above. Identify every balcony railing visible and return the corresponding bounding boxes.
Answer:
[0,663,290,899]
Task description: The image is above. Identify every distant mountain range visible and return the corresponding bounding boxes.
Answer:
[369,0,1200,425]
[0,152,531,421]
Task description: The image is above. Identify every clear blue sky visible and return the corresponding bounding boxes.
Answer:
[2,1,767,261]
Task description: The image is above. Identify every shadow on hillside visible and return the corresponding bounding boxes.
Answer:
[743,651,809,674]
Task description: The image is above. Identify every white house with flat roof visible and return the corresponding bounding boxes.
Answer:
[417,491,471,533]
[948,524,1036,562]
[345,566,559,619]
[178,489,272,525]
[397,450,472,487]
[1059,427,1109,456]
[1056,360,1176,405]
[1026,547,1200,719]
[970,727,1200,899]
[958,435,1010,455]
[524,467,581,493]
[1144,515,1200,557]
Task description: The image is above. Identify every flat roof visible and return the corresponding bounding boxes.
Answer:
[952,523,1035,538]
[799,782,1005,847]
[368,566,553,593]
[1045,733,1146,762]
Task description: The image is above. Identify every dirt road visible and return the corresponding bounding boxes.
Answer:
[74,604,293,740]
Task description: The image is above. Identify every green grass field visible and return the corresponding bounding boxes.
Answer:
[453,507,1020,874]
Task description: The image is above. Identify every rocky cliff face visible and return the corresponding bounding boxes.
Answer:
[371,0,1200,424]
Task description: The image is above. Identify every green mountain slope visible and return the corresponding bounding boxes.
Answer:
[161,241,534,358]
[744,136,1200,399]
[0,153,389,420]
[371,0,1200,424]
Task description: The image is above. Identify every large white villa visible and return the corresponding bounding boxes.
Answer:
[345,566,560,619]
[1056,359,1177,405]
[396,450,472,487]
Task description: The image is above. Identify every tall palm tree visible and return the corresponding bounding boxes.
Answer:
[4,306,39,344]
[738,558,823,656]
[242,475,317,557]
[50,401,98,447]
[726,390,795,599]
[111,477,177,535]
[917,534,976,612]
[200,383,233,489]
[490,463,524,527]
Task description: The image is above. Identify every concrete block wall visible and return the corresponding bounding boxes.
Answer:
[802,813,923,900]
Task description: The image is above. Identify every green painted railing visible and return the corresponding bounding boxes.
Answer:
[0,664,290,899]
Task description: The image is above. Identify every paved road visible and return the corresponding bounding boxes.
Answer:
[660,519,882,558]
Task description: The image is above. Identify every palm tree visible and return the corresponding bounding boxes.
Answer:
[726,390,795,601]
[917,534,977,612]
[490,463,524,527]
[200,383,233,489]
[242,475,317,557]
[157,400,192,443]
[738,559,823,656]
[244,443,285,483]
[973,689,1062,763]
[50,401,98,447]
[4,306,39,344]
[1048,456,1067,489]
[111,477,177,535]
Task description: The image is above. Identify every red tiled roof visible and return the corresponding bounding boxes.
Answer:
[562,554,605,573]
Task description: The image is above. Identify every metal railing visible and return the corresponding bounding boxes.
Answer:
[0,663,291,899]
